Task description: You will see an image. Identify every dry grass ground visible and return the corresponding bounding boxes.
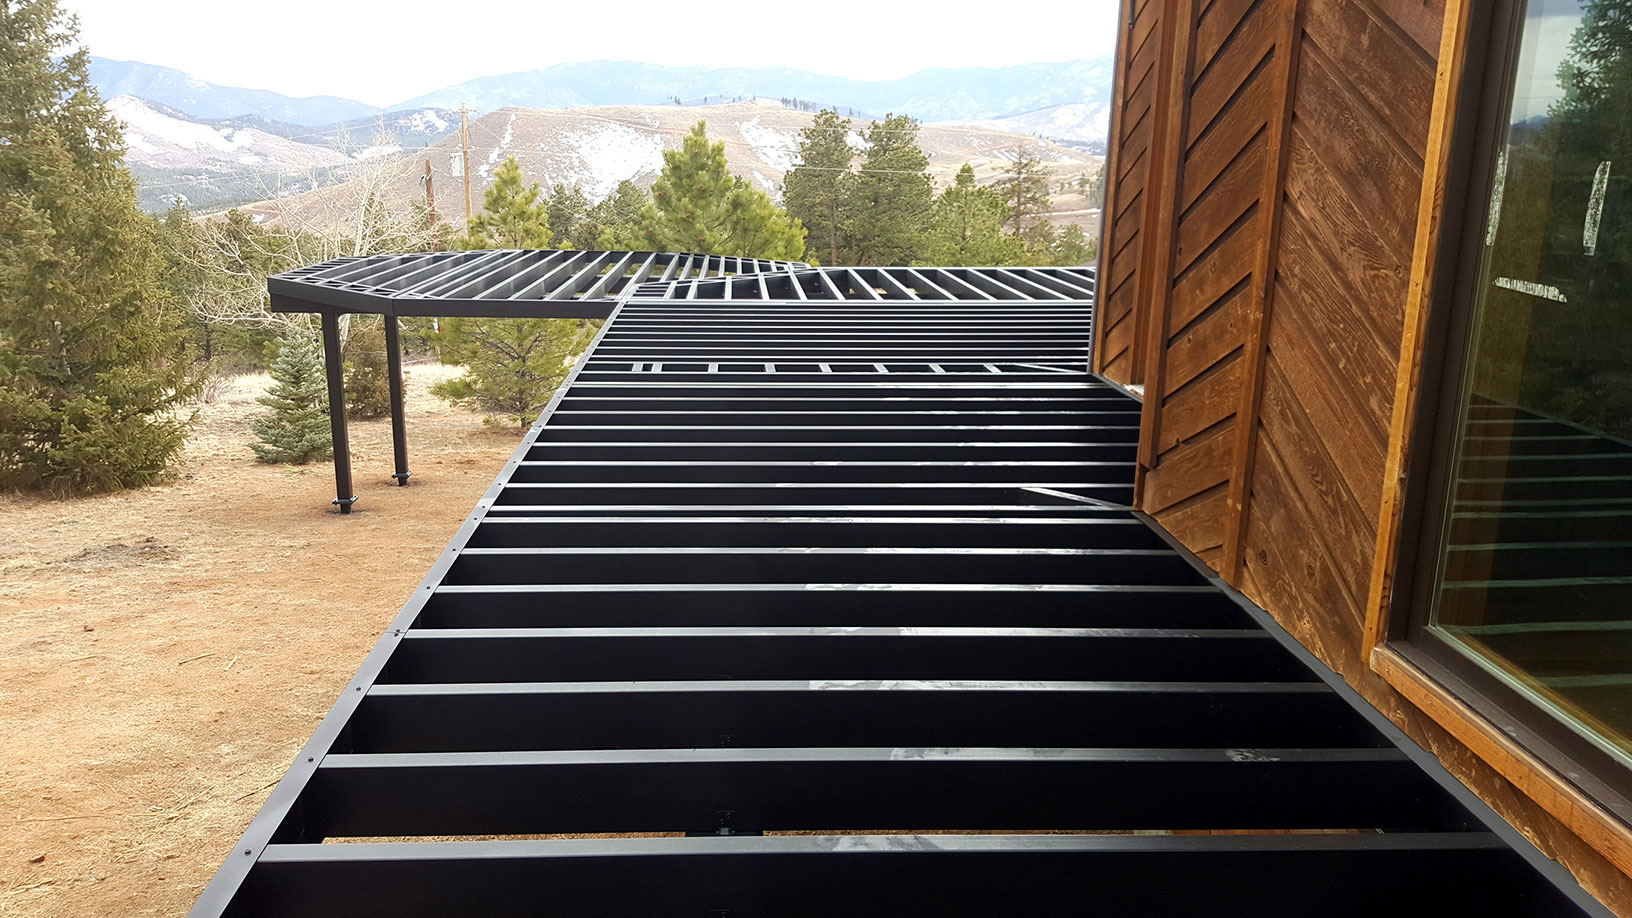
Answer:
[0,366,516,917]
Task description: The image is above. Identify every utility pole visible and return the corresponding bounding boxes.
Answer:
[422,159,438,251]
[460,103,473,224]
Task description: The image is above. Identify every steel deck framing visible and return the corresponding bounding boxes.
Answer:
[628,264,1100,303]
[269,249,810,318]
[194,255,1610,916]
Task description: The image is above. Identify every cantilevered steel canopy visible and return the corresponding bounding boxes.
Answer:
[269,249,810,318]
[194,251,1611,916]
[265,249,810,507]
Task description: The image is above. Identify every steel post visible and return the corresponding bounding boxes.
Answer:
[385,315,410,485]
[321,312,357,513]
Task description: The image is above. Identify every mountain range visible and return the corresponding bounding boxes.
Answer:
[110,96,465,212]
[87,58,379,124]
[88,56,1113,138]
[91,57,1113,215]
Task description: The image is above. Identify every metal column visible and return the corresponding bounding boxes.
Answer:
[320,312,357,513]
[384,315,410,486]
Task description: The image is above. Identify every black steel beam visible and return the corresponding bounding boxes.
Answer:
[347,680,1378,753]
[413,583,1245,630]
[378,627,1308,684]
[287,746,1464,839]
[223,834,1585,918]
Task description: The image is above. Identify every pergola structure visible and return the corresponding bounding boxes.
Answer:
[196,249,1610,916]
[268,250,808,509]
[268,250,1102,512]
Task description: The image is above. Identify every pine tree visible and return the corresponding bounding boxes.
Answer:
[433,156,599,427]
[920,164,1026,266]
[431,318,598,428]
[343,320,392,420]
[783,109,853,266]
[630,121,806,259]
[1049,224,1095,266]
[1021,222,1060,266]
[546,183,591,248]
[993,148,1054,239]
[153,202,211,360]
[843,114,933,265]
[462,157,551,249]
[0,0,198,494]
[575,180,649,250]
[251,325,332,464]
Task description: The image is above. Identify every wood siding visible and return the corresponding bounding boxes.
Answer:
[1130,0,1295,571]
[1098,0,1632,910]
[1094,0,1166,386]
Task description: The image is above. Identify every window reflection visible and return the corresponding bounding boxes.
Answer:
[1431,0,1632,763]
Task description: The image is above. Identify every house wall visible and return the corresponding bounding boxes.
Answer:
[1095,0,1632,911]
[1094,0,1165,386]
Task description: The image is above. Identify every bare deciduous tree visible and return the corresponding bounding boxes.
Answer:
[168,130,436,345]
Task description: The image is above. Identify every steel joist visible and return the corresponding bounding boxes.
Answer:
[195,258,1611,916]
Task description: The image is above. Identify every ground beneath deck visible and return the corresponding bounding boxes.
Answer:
[0,366,514,918]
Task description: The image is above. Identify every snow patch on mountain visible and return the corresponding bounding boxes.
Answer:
[113,95,255,154]
[739,118,797,171]
[407,109,450,132]
[478,112,518,178]
[547,121,665,198]
[353,145,404,161]
[110,95,352,173]
[750,169,778,199]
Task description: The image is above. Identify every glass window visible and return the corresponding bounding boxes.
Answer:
[1426,0,1632,769]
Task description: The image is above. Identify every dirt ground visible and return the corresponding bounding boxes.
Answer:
[0,366,518,917]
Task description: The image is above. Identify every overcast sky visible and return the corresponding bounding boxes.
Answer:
[59,0,1123,107]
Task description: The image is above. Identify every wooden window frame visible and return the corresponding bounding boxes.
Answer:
[1364,0,1632,875]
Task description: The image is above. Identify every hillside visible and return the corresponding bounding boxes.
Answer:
[237,101,1104,236]
[259,107,462,156]
[111,97,465,212]
[938,101,1113,148]
[110,96,355,211]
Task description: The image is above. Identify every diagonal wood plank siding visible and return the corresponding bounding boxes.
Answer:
[1095,0,1166,386]
[1099,0,1632,910]
[1131,0,1289,568]
[1239,0,1430,677]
